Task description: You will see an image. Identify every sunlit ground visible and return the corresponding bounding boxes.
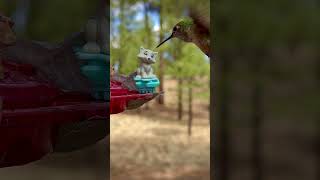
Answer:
[111,78,210,180]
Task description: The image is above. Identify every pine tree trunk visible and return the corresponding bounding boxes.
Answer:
[144,0,150,110]
[118,0,125,73]
[177,77,183,121]
[188,78,193,136]
[157,0,165,105]
[209,75,212,124]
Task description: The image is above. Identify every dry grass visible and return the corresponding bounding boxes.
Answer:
[110,78,210,180]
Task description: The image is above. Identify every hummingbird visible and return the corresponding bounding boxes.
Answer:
[156,8,211,58]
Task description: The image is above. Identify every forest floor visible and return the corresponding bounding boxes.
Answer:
[0,139,109,180]
[110,78,210,180]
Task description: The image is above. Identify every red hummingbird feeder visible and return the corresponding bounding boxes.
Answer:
[0,60,108,168]
[110,80,158,114]
[0,60,158,168]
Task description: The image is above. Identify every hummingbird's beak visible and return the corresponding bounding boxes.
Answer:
[156,33,173,48]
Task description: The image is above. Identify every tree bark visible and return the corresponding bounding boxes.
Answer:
[188,78,193,136]
[118,0,125,73]
[143,0,151,47]
[177,76,183,121]
[157,0,165,105]
[144,0,151,110]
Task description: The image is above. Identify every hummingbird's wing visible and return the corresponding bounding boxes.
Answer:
[189,7,210,36]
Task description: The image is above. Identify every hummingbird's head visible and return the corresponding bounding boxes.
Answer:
[156,19,193,48]
[172,21,192,42]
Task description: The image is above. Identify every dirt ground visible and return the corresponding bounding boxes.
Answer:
[110,78,210,180]
[0,139,109,180]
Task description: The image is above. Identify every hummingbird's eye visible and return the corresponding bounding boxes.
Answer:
[173,26,177,31]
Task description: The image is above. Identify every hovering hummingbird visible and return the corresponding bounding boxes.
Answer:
[156,8,211,58]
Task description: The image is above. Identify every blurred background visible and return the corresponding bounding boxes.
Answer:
[110,0,210,179]
[213,0,319,180]
[0,0,97,42]
[0,0,109,180]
